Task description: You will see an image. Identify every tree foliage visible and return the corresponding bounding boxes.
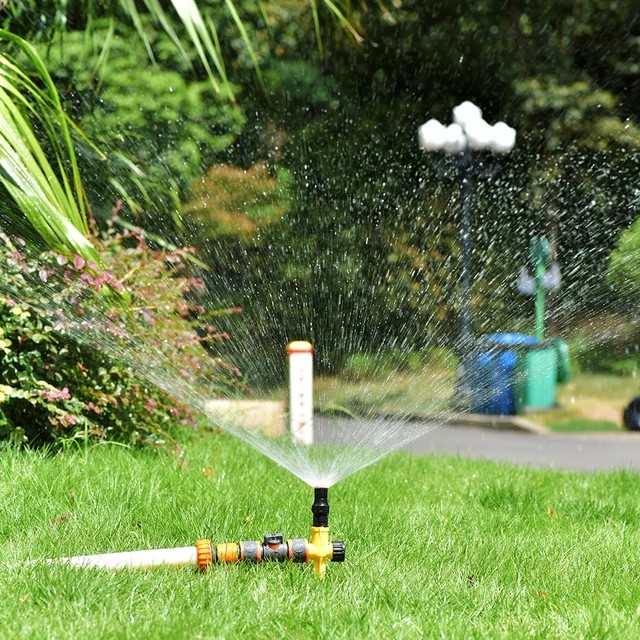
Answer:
[2,0,640,389]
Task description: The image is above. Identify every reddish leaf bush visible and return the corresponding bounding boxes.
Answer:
[0,217,247,449]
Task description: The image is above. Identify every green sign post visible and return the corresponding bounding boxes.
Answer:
[514,239,570,413]
[530,238,551,341]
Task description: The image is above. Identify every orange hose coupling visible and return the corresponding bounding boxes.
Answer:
[195,539,213,572]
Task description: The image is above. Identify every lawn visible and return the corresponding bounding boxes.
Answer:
[2,429,640,638]
[531,373,638,433]
[272,370,638,433]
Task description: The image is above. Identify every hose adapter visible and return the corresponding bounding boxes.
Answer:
[196,487,345,578]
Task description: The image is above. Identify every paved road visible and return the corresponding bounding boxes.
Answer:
[315,417,640,473]
[404,425,640,473]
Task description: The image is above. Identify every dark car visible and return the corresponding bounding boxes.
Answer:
[623,397,640,431]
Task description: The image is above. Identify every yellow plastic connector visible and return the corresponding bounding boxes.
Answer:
[307,526,333,579]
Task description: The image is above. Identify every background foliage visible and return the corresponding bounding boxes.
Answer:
[1,0,640,396]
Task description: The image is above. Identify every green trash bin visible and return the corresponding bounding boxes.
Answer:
[515,342,559,412]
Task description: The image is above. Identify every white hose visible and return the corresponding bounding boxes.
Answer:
[51,545,198,570]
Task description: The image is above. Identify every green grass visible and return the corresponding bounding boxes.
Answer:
[272,370,636,433]
[532,373,638,432]
[3,431,640,638]
[547,419,623,433]
[268,369,455,415]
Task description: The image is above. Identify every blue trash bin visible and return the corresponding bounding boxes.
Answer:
[469,333,538,415]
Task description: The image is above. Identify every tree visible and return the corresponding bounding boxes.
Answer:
[0,0,362,254]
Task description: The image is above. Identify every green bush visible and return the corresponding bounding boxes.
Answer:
[342,347,456,381]
[566,315,640,375]
[423,347,458,371]
[342,354,380,381]
[38,21,246,224]
[0,222,246,449]
[608,215,640,298]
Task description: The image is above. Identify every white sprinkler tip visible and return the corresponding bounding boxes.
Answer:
[490,121,516,153]
[418,119,447,151]
[452,101,483,129]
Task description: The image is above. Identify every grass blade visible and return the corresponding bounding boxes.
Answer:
[309,0,324,60]
[224,0,270,100]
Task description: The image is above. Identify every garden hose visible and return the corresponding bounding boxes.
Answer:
[48,488,344,578]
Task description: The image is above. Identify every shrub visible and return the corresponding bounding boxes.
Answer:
[0,216,246,449]
[342,354,380,381]
[608,215,640,298]
[341,347,456,381]
[566,314,640,375]
[35,21,246,227]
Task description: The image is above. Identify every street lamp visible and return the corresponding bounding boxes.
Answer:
[418,101,516,406]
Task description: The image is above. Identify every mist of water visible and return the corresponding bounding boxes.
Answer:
[2,119,639,487]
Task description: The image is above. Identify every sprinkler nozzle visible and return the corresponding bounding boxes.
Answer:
[311,487,330,528]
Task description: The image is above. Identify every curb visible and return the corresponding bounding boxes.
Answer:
[436,412,550,435]
[204,401,549,437]
[204,400,286,437]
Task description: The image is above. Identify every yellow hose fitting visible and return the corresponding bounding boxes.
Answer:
[195,539,213,572]
[216,541,239,564]
[308,526,332,578]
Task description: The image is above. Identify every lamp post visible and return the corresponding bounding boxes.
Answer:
[418,101,516,406]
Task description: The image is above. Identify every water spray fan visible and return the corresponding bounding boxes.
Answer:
[47,488,344,578]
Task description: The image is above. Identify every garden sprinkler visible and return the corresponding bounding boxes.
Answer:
[47,488,344,578]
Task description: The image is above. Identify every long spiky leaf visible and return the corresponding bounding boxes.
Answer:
[0,31,101,265]
[120,0,157,65]
[88,19,116,87]
[323,0,364,45]
[224,0,270,101]
[309,0,324,60]
[165,0,234,100]
[141,0,195,72]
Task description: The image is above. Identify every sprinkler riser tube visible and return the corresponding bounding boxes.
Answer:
[311,487,330,528]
